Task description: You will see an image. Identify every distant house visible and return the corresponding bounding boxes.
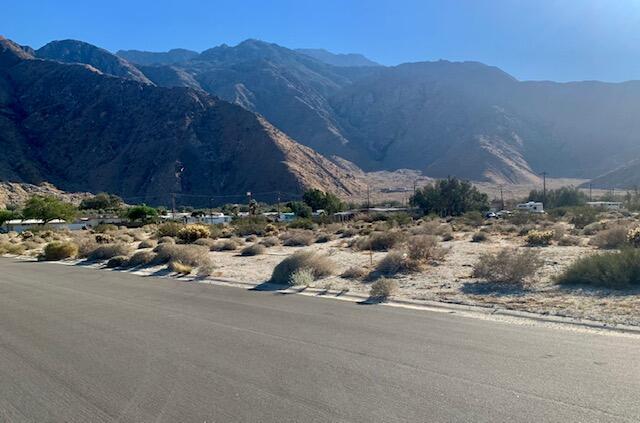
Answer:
[587,201,623,210]
[516,201,544,213]
[161,212,232,225]
[2,219,80,233]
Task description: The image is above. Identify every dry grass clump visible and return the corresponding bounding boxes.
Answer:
[0,242,25,255]
[42,241,78,261]
[138,239,157,249]
[125,250,156,268]
[355,230,406,251]
[158,236,176,244]
[168,260,193,275]
[558,235,582,246]
[211,238,240,251]
[407,235,447,263]
[339,227,358,238]
[94,224,118,233]
[280,230,315,246]
[526,230,553,247]
[589,225,629,250]
[177,224,211,243]
[472,248,542,285]
[582,221,605,236]
[240,243,266,256]
[260,236,280,247]
[375,251,417,276]
[156,222,184,238]
[153,244,211,268]
[88,243,133,261]
[116,234,134,244]
[315,233,334,243]
[341,266,369,280]
[245,234,258,242]
[23,240,42,250]
[193,237,216,248]
[270,251,334,285]
[369,278,397,301]
[94,233,113,244]
[106,256,129,268]
[76,238,99,258]
[289,268,315,286]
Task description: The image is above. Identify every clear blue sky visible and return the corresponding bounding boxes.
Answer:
[4,0,640,82]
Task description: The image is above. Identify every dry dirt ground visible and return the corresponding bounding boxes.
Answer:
[4,221,638,328]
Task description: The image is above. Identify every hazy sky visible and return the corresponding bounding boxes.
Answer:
[4,0,640,82]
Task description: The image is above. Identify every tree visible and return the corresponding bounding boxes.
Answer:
[410,177,489,217]
[287,201,312,218]
[125,204,158,222]
[22,195,77,223]
[302,189,344,214]
[0,209,19,226]
[527,186,587,209]
[79,192,123,210]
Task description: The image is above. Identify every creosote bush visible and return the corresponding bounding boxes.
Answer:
[177,224,211,243]
[211,239,240,251]
[106,256,129,268]
[138,239,157,249]
[153,244,211,268]
[289,268,315,286]
[471,232,488,243]
[375,251,415,276]
[472,248,542,285]
[526,230,553,247]
[558,235,582,246]
[355,230,405,251]
[280,230,315,246]
[42,241,78,261]
[369,278,397,301]
[260,236,280,247]
[156,222,184,238]
[125,250,156,268]
[193,238,216,248]
[341,266,369,280]
[0,242,26,255]
[589,226,629,250]
[407,235,447,263]
[241,243,266,256]
[158,236,176,244]
[270,251,334,285]
[555,249,640,289]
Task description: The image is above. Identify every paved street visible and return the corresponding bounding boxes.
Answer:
[0,258,638,422]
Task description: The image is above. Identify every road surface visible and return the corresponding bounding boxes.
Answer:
[0,258,638,422]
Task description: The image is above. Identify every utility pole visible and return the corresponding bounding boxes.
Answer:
[171,193,176,219]
[540,172,548,204]
[499,185,505,211]
[589,183,593,202]
[276,192,281,219]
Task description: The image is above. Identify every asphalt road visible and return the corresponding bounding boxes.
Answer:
[0,259,638,422]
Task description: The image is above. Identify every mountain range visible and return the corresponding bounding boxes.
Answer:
[2,35,640,207]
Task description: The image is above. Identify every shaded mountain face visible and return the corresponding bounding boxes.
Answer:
[36,39,153,85]
[0,37,362,206]
[116,48,199,65]
[586,160,640,189]
[295,48,380,67]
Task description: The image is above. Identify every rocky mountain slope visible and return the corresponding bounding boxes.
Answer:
[585,160,640,189]
[295,48,380,67]
[122,39,640,185]
[0,36,362,206]
[116,48,199,66]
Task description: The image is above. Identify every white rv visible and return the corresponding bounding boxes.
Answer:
[516,201,544,213]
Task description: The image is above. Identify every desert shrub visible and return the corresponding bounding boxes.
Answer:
[270,251,334,285]
[76,238,99,258]
[375,251,415,276]
[340,227,358,238]
[168,260,193,275]
[550,223,568,241]
[197,262,216,277]
[233,216,268,236]
[287,219,316,231]
[369,278,397,300]
[627,227,640,248]
[491,223,517,234]
[471,232,488,242]
[315,233,334,243]
[260,236,280,247]
[0,242,26,255]
[590,226,629,249]
[157,236,176,244]
[241,243,266,256]
[94,223,118,233]
[245,234,258,243]
[411,177,489,216]
[23,240,41,250]
[153,244,211,268]
[193,238,216,248]
[558,235,582,246]
[582,221,605,236]
[138,239,157,249]
[211,239,240,251]
[289,268,315,286]
[462,211,485,227]
[281,230,315,246]
[125,250,156,268]
[42,241,78,261]
[106,256,129,268]
[88,243,133,261]
[407,235,447,263]
[95,233,113,244]
[556,249,640,289]
[355,231,405,251]
[116,234,134,244]
[570,207,599,229]
[20,231,34,240]
[177,224,211,243]
[517,224,537,237]
[526,230,553,247]
[341,266,368,280]
[156,222,184,238]
[472,248,542,285]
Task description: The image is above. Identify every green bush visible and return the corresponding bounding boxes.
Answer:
[42,241,78,261]
[556,249,640,289]
[157,222,184,238]
[270,251,334,285]
[472,248,542,285]
[410,177,489,217]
